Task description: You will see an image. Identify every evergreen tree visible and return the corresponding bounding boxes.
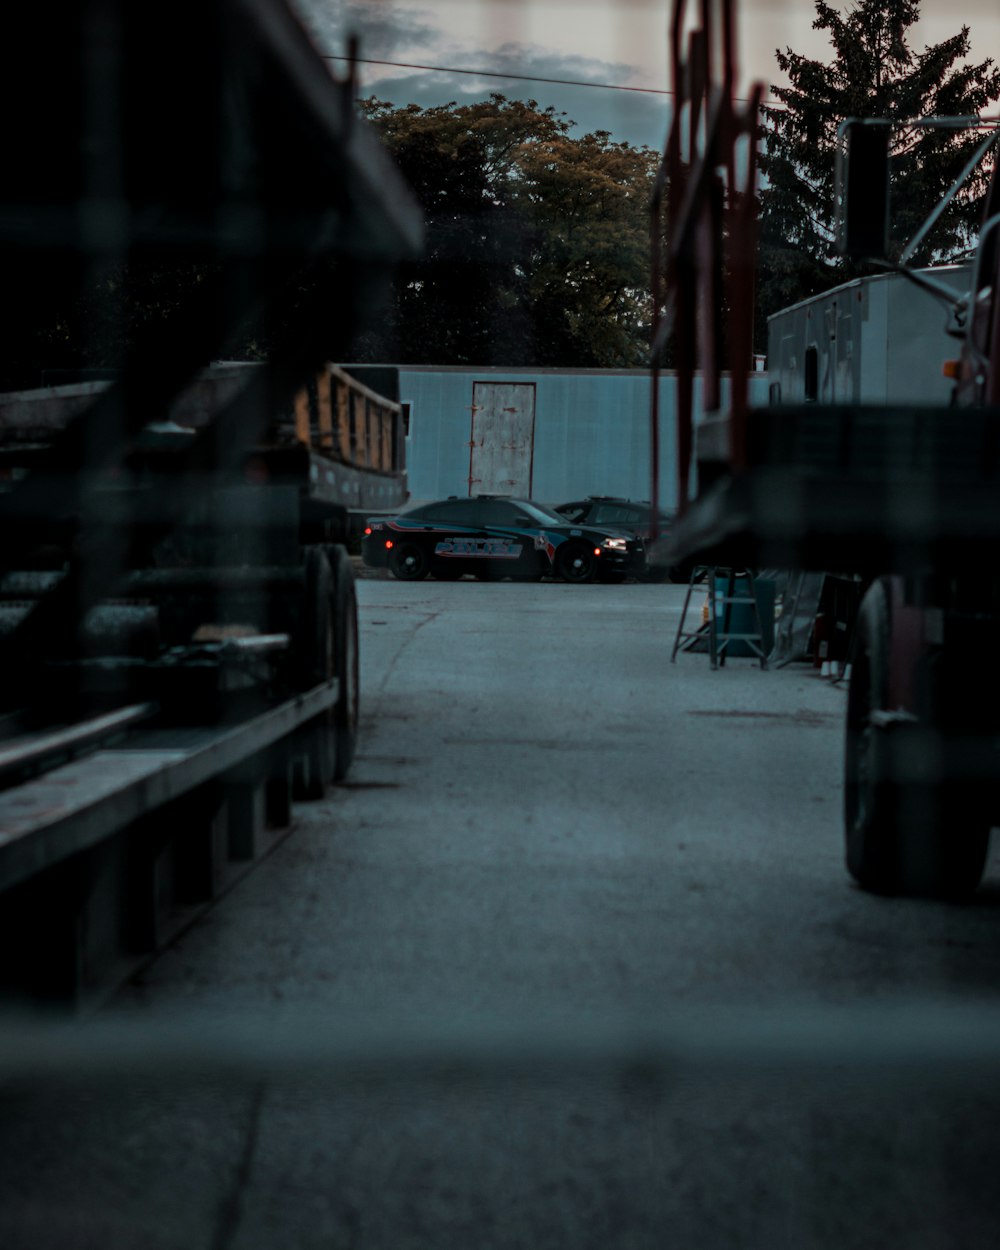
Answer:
[758,0,1000,340]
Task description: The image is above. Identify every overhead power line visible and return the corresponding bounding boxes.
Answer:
[323,54,672,96]
[322,54,772,108]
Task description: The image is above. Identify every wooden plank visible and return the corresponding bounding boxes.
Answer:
[469,382,536,495]
[380,405,392,471]
[327,364,402,416]
[352,393,367,466]
[336,380,351,461]
[294,386,312,446]
[316,369,334,452]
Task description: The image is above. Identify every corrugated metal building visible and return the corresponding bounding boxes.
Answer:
[347,365,769,509]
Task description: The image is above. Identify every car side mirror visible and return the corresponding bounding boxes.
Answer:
[835,118,891,261]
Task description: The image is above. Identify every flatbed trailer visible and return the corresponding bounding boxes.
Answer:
[0,0,421,1007]
[654,0,1000,900]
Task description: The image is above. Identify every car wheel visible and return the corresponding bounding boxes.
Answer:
[390,541,429,580]
[555,542,597,584]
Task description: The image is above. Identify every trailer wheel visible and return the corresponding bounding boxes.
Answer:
[555,543,597,584]
[325,544,360,781]
[390,542,428,580]
[293,546,336,800]
[844,579,990,899]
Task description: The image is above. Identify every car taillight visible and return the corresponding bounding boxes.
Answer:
[385,540,394,549]
[364,526,372,536]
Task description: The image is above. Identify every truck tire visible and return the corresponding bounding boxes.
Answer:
[325,544,360,781]
[292,546,336,800]
[844,578,990,899]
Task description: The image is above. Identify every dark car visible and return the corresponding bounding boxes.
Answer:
[554,497,671,532]
[363,495,645,583]
[553,496,688,581]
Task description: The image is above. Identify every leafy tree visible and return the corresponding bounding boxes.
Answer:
[354,94,657,367]
[517,128,656,366]
[758,0,1000,337]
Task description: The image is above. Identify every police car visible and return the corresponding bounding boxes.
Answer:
[362,496,645,583]
[553,496,691,582]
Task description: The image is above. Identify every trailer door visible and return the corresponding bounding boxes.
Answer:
[468,382,536,496]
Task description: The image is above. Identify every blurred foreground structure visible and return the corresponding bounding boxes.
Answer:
[657,0,1000,900]
[0,0,420,1008]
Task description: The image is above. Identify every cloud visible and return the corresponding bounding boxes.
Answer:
[291,1,441,59]
[290,3,667,147]
[357,40,668,149]
[488,42,636,89]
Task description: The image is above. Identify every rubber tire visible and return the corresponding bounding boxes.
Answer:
[390,541,429,581]
[844,578,990,899]
[325,544,360,781]
[292,546,336,801]
[555,543,597,584]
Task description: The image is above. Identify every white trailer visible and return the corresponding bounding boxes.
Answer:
[767,264,971,407]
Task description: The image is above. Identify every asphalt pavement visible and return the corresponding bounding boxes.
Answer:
[4,580,1000,1249]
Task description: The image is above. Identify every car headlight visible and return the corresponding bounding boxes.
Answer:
[601,537,628,551]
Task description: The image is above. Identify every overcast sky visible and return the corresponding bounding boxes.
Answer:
[293,0,1000,149]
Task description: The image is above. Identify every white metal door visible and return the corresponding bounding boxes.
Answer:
[468,382,536,496]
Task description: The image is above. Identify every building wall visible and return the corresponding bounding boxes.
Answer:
[395,366,769,508]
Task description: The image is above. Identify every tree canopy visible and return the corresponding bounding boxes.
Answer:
[757,0,1000,335]
[353,94,658,368]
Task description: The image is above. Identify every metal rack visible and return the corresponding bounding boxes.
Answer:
[671,567,768,669]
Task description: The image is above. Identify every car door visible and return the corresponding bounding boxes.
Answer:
[476,499,544,577]
[419,499,489,573]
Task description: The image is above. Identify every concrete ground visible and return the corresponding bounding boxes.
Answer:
[3,580,1000,1249]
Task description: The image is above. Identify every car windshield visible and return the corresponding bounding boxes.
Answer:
[515,500,570,525]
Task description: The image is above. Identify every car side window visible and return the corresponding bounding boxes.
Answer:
[419,500,480,525]
[592,504,637,525]
[558,504,587,523]
[478,500,522,526]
